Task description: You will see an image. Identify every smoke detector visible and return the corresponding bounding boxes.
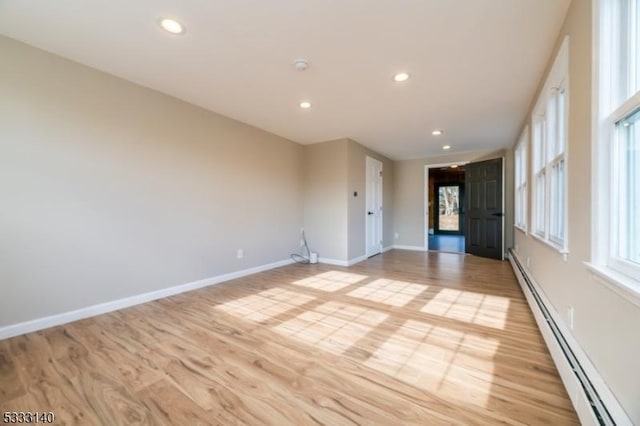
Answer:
[293,59,309,71]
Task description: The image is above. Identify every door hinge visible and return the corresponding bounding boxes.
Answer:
[379,171,383,177]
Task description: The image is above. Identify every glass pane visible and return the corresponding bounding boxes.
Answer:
[620,0,640,100]
[516,185,527,228]
[617,108,640,264]
[546,91,557,161]
[558,89,567,154]
[438,186,460,231]
[516,186,521,226]
[536,173,545,234]
[635,0,640,95]
[628,0,639,97]
[534,118,545,171]
[523,182,528,229]
[550,159,565,241]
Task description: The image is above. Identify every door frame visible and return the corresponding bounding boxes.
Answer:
[366,156,383,257]
[424,158,505,257]
[424,162,468,249]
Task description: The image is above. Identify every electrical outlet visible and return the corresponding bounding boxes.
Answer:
[300,227,304,235]
[568,306,575,330]
[237,249,244,259]
[300,239,304,247]
[394,232,399,239]
[526,257,530,268]
[515,244,519,253]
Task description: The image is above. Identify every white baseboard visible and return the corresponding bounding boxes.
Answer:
[347,255,367,266]
[392,244,427,251]
[319,255,368,267]
[509,252,631,426]
[0,258,294,341]
[318,257,349,266]
[318,246,394,267]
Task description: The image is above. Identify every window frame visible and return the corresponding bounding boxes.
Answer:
[591,0,640,305]
[531,36,569,256]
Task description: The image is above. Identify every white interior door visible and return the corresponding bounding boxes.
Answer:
[366,156,383,257]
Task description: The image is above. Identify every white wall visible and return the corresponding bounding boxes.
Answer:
[0,36,304,327]
[511,0,640,421]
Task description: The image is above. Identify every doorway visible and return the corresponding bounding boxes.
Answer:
[427,164,466,253]
[366,156,383,257]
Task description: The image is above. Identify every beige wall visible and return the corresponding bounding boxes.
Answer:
[0,36,304,327]
[303,139,349,261]
[393,149,511,250]
[303,138,394,262]
[0,36,397,328]
[512,0,640,421]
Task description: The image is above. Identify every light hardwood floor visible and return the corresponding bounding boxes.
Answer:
[0,250,578,425]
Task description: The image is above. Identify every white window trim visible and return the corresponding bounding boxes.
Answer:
[514,126,529,234]
[531,36,570,258]
[590,0,640,305]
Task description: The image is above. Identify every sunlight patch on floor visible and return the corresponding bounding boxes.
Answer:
[215,288,315,323]
[364,319,499,408]
[346,278,427,307]
[273,301,387,355]
[292,270,368,292]
[420,288,510,329]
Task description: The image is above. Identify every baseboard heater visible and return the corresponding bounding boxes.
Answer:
[509,249,615,426]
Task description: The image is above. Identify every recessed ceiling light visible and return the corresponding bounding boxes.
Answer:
[299,101,312,109]
[450,164,459,169]
[294,59,309,71]
[393,72,410,82]
[442,145,451,150]
[159,18,185,35]
[432,129,444,136]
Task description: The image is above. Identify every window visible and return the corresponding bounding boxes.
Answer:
[514,127,528,231]
[592,0,640,291]
[613,109,640,270]
[531,37,569,252]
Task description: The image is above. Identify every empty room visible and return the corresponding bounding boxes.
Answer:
[1,0,638,424]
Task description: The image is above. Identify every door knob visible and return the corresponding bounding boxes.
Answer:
[368,211,374,215]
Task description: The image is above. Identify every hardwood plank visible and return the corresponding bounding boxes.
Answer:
[8,332,103,424]
[0,250,578,424]
[71,369,151,425]
[64,322,162,393]
[0,393,40,414]
[0,340,26,403]
[136,380,229,426]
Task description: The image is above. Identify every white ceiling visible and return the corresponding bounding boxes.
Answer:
[0,0,570,160]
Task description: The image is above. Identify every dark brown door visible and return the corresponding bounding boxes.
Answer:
[465,158,503,260]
